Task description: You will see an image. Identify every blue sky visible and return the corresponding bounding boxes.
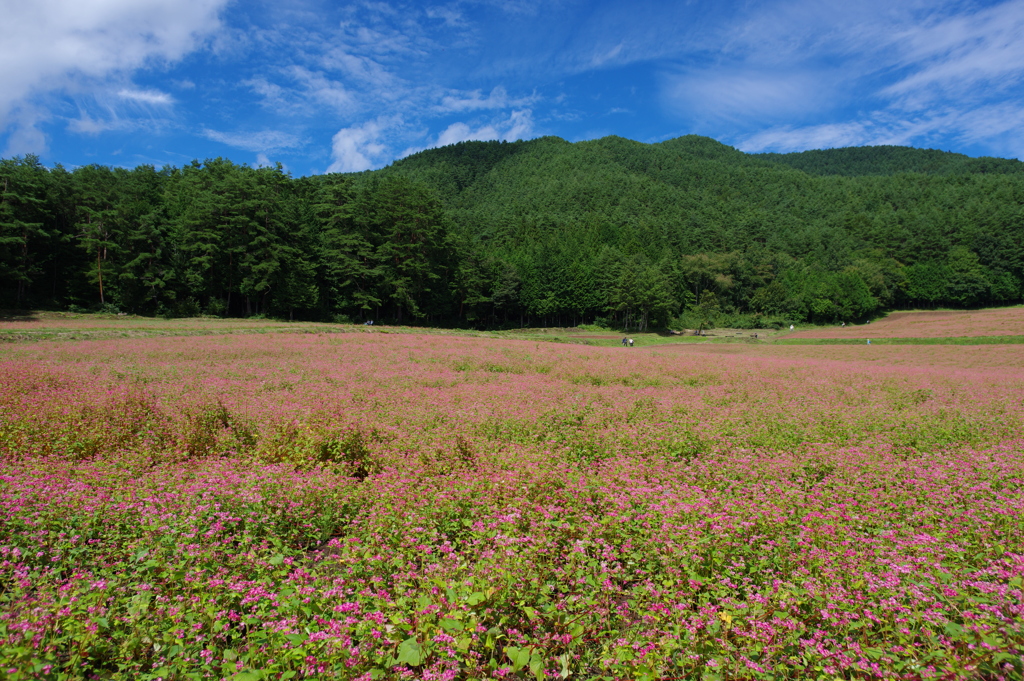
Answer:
[2,0,1023,175]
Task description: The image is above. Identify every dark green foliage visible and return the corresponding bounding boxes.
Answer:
[0,156,52,307]
[2,137,1023,323]
[755,145,1024,177]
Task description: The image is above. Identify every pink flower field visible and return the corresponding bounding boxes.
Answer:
[1,329,1022,680]
[784,306,1024,339]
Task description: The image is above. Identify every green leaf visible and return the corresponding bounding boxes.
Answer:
[268,554,285,566]
[397,637,423,667]
[234,673,263,681]
[530,650,545,679]
[440,618,464,632]
[558,652,572,679]
[506,645,535,672]
[515,647,532,672]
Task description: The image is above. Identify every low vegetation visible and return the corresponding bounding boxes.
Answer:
[0,318,1022,679]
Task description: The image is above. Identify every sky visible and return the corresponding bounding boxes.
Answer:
[2,0,1023,176]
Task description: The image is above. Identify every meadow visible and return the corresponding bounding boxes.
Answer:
[1,314,1023,680]
[785,307,1024,340]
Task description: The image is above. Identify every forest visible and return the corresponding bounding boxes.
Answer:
[2,135,1023,329]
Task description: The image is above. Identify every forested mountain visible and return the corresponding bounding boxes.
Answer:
[755,145,1024,177]
[2,135,1023,329]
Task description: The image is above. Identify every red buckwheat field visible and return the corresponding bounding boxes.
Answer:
[1,319,1022,680]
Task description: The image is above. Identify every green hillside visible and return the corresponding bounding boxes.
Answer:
[369,136,1024,326]
[2,136,1023,328]
[754,145,1024,177]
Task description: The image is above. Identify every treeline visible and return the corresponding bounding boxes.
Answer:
[0,157,459,323]
[2,135,1023,329]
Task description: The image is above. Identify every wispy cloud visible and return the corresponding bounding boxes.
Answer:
[322,50,398,90]
[882,1,1024,106]
[287,66,355,113]
[438,86,538,112]
[118,88,175,106]
[663,68,838,124]
[659,0,1024,158]
[68,114,132,136]
[739,103,1024,158]
[202,128,303,153]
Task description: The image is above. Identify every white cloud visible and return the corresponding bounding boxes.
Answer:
[202,128,304,153]
[2,106,48,156]
[659,0,1024,158]
[118,88,175,105]
[244,77,293,111]
[738,103,1024,159]
[425,6,467,28]
[739,122,876,153]
[440,86,510,112]
[245,65,362,118]
[327,118,391,173]
[436,122,497,147]
[663,68,836,123]
[286,66,355,113]
[590,42,623,68]
[323,50,398,90]
[882,1,1024,106]
[438,86,539,113]
[0,0,228,149]
[433,109,534,147]
[504,109,533,141]
[67,114,131,136]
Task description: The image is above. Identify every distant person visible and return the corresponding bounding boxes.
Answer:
[867,339,871,345]
[628,338,634,347]
[789,324,794,330]
[621,337,628,346]
[841,322,846,327]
